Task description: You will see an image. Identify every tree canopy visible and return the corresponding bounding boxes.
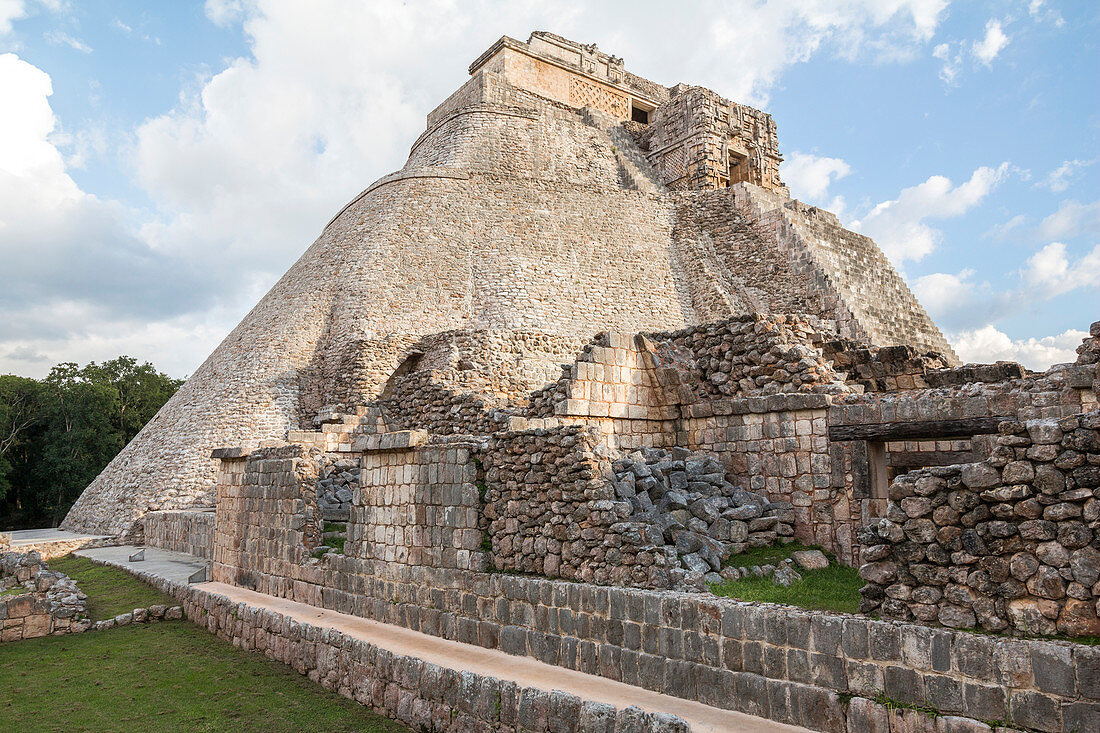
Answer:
[0,357,182,530]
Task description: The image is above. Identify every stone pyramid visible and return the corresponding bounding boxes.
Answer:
[63,32,955,537]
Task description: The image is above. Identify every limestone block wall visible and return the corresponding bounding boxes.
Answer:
[859,412,1100,638]
[143,509,215,559]
[679,397,838,549]
[211,445,322,590]
[178,584,691,733]
[349,441,485,571]
[167,553,1100,733]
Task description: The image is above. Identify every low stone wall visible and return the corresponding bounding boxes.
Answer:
[143,509,215,559]
[194,532,1100,733]
[178,584,690,733]
[1,550,90,641]
[859,412,1100,638]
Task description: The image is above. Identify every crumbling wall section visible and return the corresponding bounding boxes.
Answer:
[1,550,91,641]
[482,425,673,587]
[859,412,1100,638]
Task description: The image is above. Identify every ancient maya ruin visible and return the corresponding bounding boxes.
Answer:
[6,32,1099,732]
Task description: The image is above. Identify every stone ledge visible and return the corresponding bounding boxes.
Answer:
[210,446,250,460]
[351,430,430,453]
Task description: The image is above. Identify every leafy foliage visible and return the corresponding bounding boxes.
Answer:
[0,357,182,529]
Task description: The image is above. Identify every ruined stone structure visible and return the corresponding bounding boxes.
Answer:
[64,31,958,542]
[53,34,1100,728]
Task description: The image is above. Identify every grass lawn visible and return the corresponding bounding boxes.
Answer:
[48,555,178,620]
[0,621,409,732]
[709,543,863,614]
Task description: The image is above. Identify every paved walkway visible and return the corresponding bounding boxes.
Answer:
[9,528,113,546]
[76,545,207,584]
[74,543,810,733]
[205,582,811,733]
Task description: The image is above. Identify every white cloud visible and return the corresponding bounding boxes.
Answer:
[1037,158,1094,193]
[44,29,91,53]
[0,53,217,377]
[1027,0,1065,27]
[781,151,851,202]
[933,42,962,84]
[951,325,1086,370]
[0,0,25,36]
[850,162,1010,264]
[1022,242,1100,298]
[1037,198,1100,240]
[1,0,958,376]
[972,19,1009,67]
[913,269,977,314]
[984,213,1027,240]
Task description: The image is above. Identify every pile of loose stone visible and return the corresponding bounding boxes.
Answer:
[316,454,358,521]
[610,447,795,586]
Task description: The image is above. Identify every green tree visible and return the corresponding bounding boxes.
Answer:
[0,357,182,529]
[0,375,44,501]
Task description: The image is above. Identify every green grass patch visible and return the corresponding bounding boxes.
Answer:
[48,555,176,621]
[721,541,816,568]
[710,543,862,614]
[0,621,409,732]
[323,521,347,534]
[0,585,29,597]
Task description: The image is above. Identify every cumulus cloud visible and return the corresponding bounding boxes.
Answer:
[972,19,1009,67]
[0,53,215,376]
[1037,198,1100,241]
[951,325,1085,370]
[850,162,1010,264]
[781,151,851,202]
[1022,242,1100,298]
[1037,159,1094,193]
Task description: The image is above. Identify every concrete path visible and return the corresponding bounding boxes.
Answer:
[9,528,112,546]
[76,545,207,584]
[74,545,811,732]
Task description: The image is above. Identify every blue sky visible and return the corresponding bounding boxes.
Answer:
[0,0,1096,378]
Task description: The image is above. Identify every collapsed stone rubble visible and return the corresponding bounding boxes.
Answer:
[1,550,90,640]
[608,447,794,583]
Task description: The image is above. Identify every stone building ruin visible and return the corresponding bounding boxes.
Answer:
[59,31,1099,653]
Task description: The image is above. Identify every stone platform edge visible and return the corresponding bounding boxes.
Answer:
[83,550,1100,733]
[76,553,693,732]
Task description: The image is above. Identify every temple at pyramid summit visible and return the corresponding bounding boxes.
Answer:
[55,32,1100,662]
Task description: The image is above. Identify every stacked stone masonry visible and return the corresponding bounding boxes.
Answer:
[1,550,91,641]
[177,535,1100,733]
[143,509,215,559]
[859,411,1100,639]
